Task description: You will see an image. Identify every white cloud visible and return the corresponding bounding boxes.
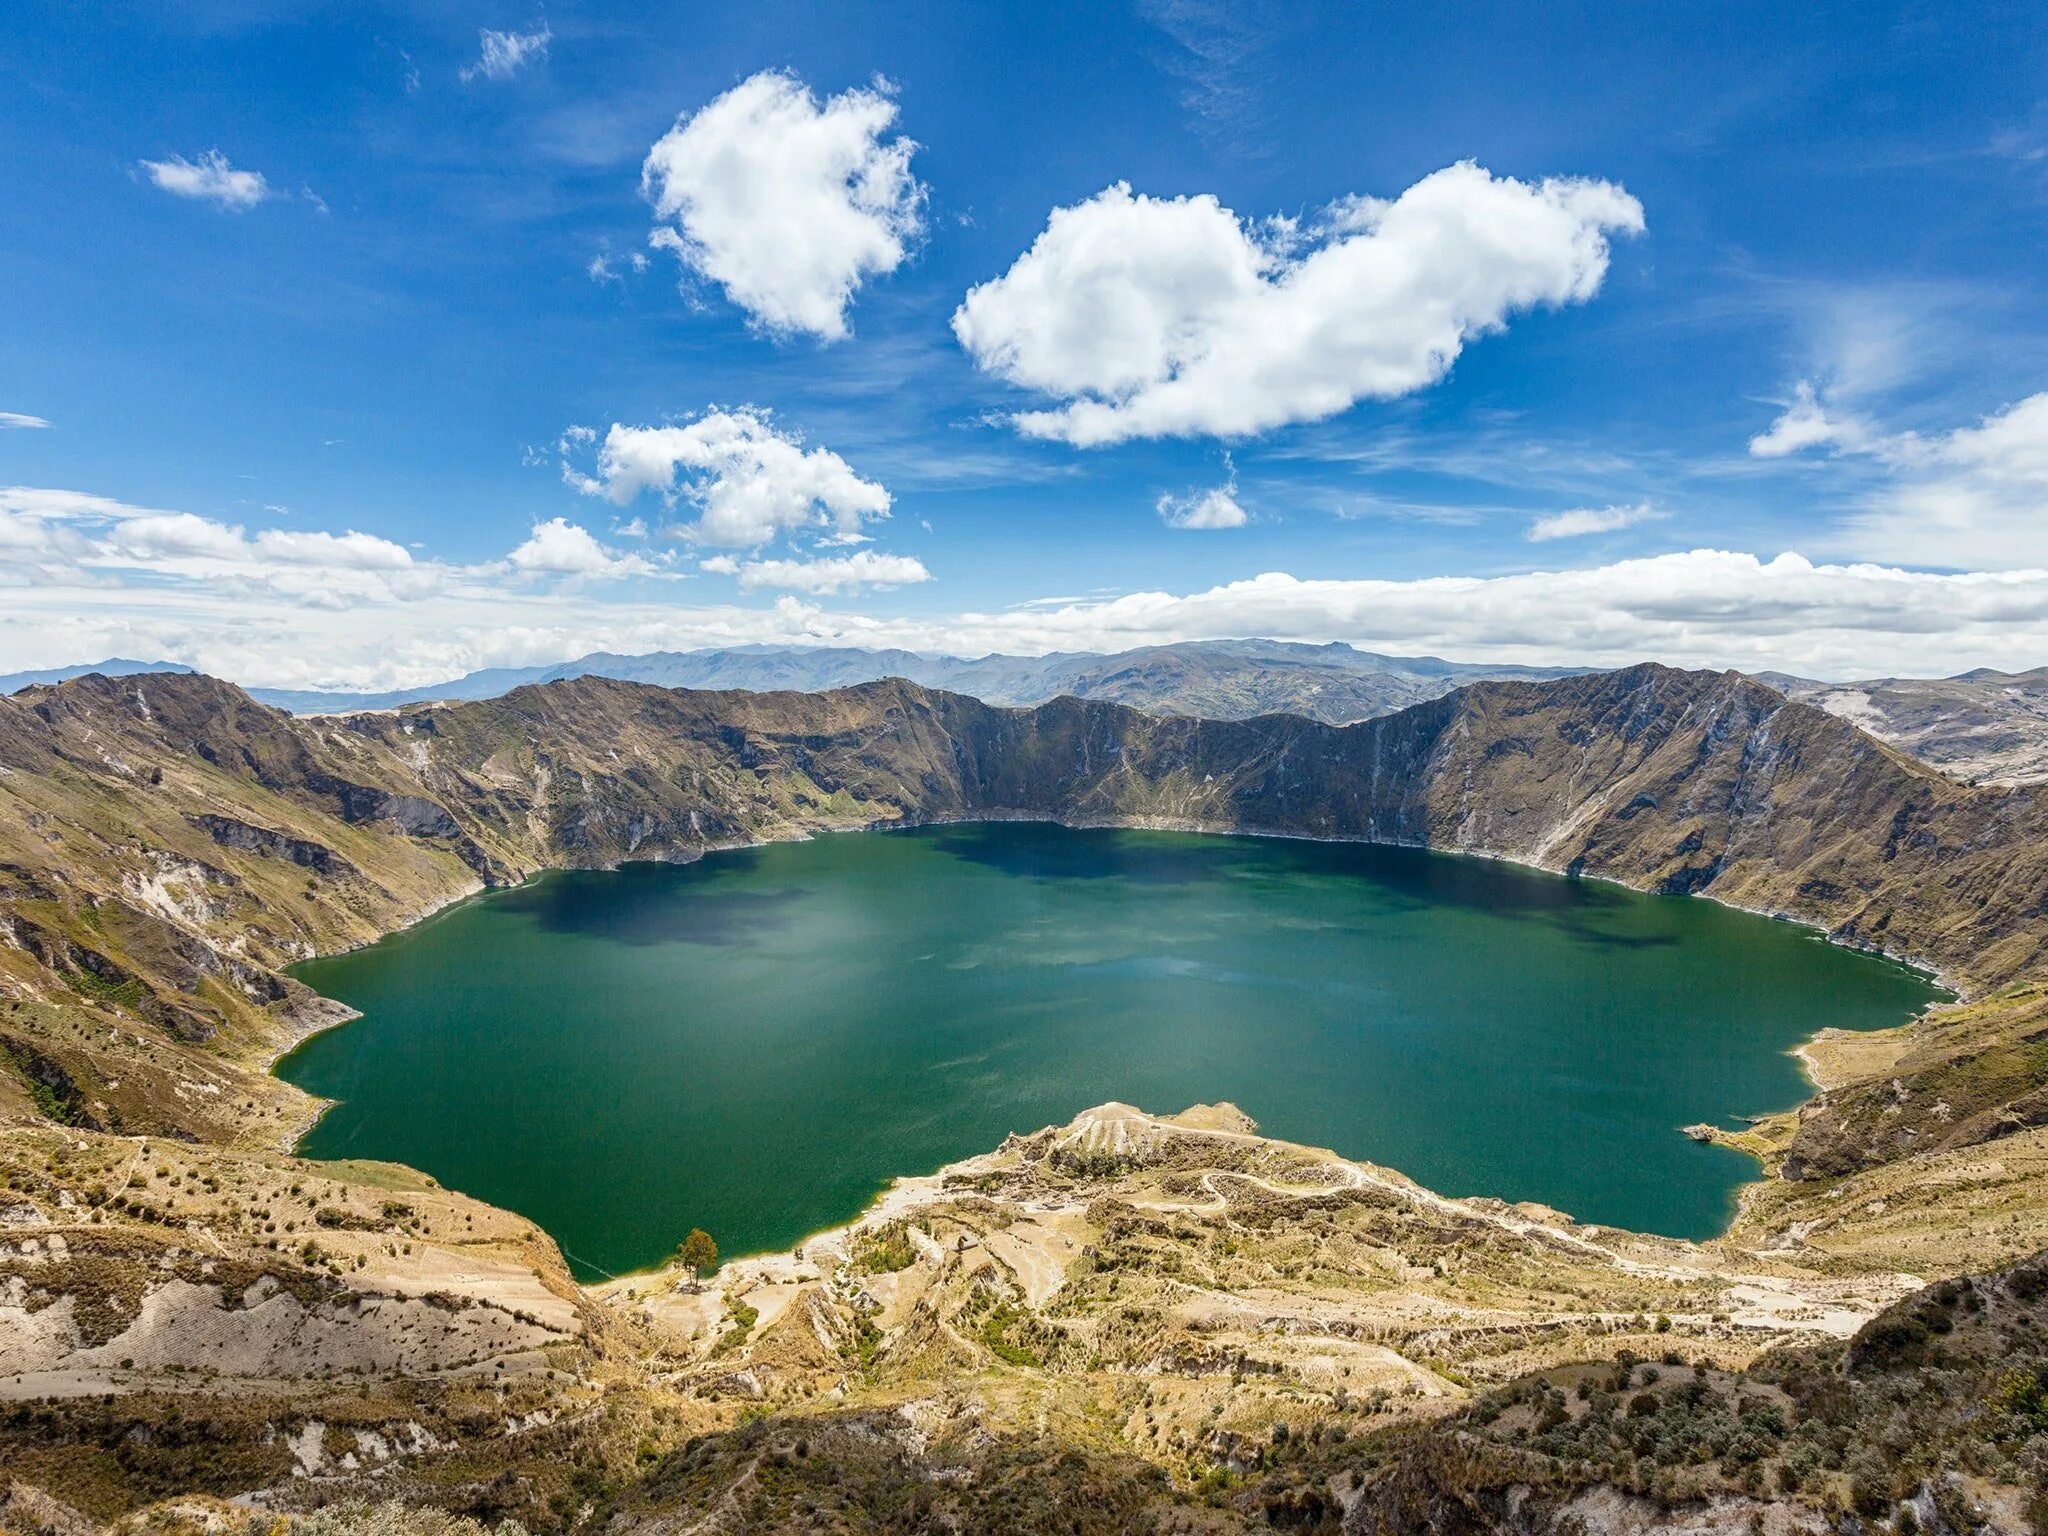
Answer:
[1157,464,1247,529]
[0,413,50,430]
[505,517,654,577]
[0,487,433,611]
[1756,387,2048,569]
[725,550,931,593]
[255,529,419,569]
[139,150,270,211]
[563,408,892,547]
[461,24,551,82]
[0,485,662,628]
[1843,395,2048,569]
[1526,502,1659,541]
[2,488,174,520]
[106,512,264,564]
[1158,487,1247,530]
[953,162,1643,446]
[1749,381,1869,457]
[19,536,2048,691]
[0,486,182,576]
[641,70,925,340]
[910,552,2048,681]
[587,251,649,283]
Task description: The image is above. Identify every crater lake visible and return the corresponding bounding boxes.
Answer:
[277,823,1944,1279]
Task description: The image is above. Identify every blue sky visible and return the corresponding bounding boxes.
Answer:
[6,1,2048,687]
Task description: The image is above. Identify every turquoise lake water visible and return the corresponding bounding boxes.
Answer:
[279,823,1942,1279]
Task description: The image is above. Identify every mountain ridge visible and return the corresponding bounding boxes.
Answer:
[0,657,193,694]
[207,639,1584,723]
[30,640,2048,791]
[1776,667,2048,785]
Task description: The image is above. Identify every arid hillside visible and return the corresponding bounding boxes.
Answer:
[1777,667,2048,786]
[3,664,2047,1533]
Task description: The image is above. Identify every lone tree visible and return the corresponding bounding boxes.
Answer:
[678,1228,718,1277]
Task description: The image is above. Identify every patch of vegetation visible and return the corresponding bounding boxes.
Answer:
[840,1308,884,1377]
[316,1204,384,1230]
[0,1036,89,1127]
[69,966,144,1011]
[1439,1252,2048,1520]
[1049,1146,1138,1180]
[851,1220,916,1275]
[711,1298,759,1356]
[20,1072,76,1126]
[675,1227,717,1277]
[976,1301,1044,1368]
[621,1410,1180,1535]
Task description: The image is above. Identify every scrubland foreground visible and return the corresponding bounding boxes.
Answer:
[3,664,2047,1533]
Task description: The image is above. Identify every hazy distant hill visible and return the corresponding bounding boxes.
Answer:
[242,639,1582,723]
[1774,666,2048,785]
[0,657,192,694]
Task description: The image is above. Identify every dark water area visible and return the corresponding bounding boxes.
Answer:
[280,823,1942,1280]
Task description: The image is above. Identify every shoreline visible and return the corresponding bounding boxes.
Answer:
[261,812,1951,1279]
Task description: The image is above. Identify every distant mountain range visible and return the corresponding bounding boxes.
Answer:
[226,640,1585,724]
[0,657,192,694]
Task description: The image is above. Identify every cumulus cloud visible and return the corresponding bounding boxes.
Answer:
[0,486,430,610]
[0,413,50,430]
[953,162,1643,445]
[721,550,931,594]
[0,485,661,626]
[0,488,102,575]
[562,408,892,547]
[641,70,925,340]
[461,23,551,82]
[1756,387,2048,569]
[139,150,270,210]
[505,517,655,577]
[1526,502,1660,541]
[0,487,186,576]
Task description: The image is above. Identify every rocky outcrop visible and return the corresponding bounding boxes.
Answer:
[301,772,462,838]
[188,813,354,876]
